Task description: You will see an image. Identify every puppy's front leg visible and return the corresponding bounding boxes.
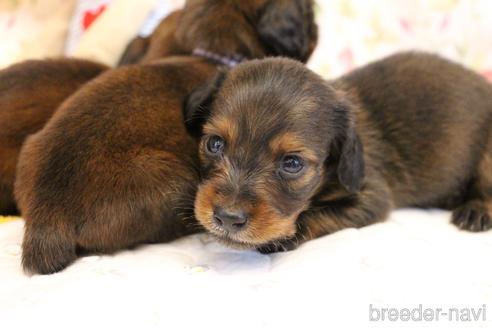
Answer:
[257,176,392,253]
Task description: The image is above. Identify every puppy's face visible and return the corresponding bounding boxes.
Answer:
[184,59,365,247]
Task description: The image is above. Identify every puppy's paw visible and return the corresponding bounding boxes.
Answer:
[452,201,492,232]
[22,224,77,275]
[257,238,299,254]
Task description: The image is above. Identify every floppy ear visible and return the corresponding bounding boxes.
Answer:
[183,71,226,138]
[337,125,365,193]
[330,96,365,193]
[257,0,318,62]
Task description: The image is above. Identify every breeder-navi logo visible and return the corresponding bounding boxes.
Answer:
[369,304,486,322]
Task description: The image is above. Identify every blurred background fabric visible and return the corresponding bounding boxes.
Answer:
[0,0,75,68]
[0,0,491,81]
[0,0,184,67]
[308,0,492,80]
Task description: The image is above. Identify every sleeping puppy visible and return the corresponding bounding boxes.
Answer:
[1,7,188,216]
[183,53,492,253]
[0,7,190,216]
[118,0,318,66]
[0,59,107,215]
[16,0,318,274]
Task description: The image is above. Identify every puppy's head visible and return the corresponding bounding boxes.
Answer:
[184,58,365,247]
[175,0,318,62]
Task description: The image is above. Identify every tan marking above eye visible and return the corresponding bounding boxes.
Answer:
[269,132,319,164]
[203,115,237,142]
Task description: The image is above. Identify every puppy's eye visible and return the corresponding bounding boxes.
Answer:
[206,135,225,155]
[281,155,304,175]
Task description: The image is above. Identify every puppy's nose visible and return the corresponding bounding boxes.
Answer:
[213,207,249,233]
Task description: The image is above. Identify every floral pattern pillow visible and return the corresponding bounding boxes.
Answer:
[309,0,492,81]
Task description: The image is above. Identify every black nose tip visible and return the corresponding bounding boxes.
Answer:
[213,207,249,233]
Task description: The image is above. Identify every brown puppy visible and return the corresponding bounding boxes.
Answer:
[3,0,301,215]
[119,0,318,66]
[0,59,107,215]
[16,0,318,274]
[1,7,189,216]
[183,53,492,253]
[0,6,190,216]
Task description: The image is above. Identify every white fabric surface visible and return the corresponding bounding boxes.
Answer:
[1,209,491,327]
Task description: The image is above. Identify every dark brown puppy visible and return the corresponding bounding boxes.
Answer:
[119,0,318,66]
[175,0,317,62]
[1,6,188,215]
[0,59,107,214]
[184,53,492,253]
[16,0,318,274]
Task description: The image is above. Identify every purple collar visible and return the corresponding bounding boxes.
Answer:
[192,48,244,68]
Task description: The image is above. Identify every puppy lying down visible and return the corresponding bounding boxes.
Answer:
[16,0,318,274]
[0,59,107,215]
[184,52,492,252]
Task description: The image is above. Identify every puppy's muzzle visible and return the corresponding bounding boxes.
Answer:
[213,206,249,233]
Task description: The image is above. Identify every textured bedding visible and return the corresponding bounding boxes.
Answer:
[1,1,492,327]
[1,211,491,327]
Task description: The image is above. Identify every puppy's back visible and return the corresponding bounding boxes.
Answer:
[0,58,107,214]
[339,52,492,207]
[15,57,215,274]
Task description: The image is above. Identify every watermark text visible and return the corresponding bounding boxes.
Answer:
[369,304,486,322]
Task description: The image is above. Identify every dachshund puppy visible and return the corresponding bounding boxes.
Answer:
[0,59,107,215]
[16,0,318,274]
[0,7,190,216]
[1,6,187,215]
[118,0,318,66]
[183,53,492,253]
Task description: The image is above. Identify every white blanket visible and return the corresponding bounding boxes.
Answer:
[1,210,491,327]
